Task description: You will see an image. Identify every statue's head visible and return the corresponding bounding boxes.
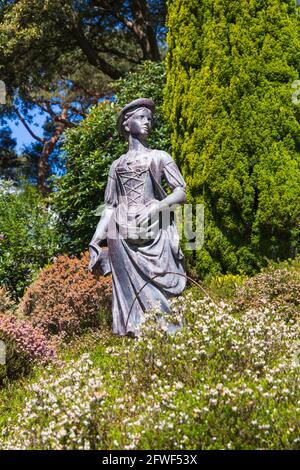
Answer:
[117,98,154,140]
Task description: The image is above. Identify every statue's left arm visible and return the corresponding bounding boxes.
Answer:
[136,151,186,228]
[158,151,187,209]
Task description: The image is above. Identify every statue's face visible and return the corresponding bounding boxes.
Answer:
[125,107,153,139]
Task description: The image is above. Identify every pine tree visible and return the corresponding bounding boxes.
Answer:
[164,0,300,277]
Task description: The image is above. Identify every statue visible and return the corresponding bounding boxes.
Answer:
[88,98,187,336]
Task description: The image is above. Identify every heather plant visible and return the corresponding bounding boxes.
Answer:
[233,262,300,320]
[18,252,112,338]
[1,283,299,449]
[105,294,300,449]
[122,294,299,386]
[0,315,56,383]
[0,355,105,449]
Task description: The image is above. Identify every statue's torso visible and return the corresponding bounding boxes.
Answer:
[113,150,159,243]
[115,150,157,208]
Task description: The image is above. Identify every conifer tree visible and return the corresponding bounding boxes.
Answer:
[0,126,21,180]
[164,0,300,277]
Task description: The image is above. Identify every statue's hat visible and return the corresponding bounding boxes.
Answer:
[117,98,154,135]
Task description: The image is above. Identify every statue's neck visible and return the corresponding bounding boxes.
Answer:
[127,135,149,153]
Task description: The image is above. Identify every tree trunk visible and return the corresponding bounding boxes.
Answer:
[38,107,69,195]
[131,0,161,61]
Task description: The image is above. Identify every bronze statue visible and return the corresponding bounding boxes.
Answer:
[89,98,186,336]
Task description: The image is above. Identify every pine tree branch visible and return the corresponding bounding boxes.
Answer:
[13,108,45,144]
[68,10,123,79]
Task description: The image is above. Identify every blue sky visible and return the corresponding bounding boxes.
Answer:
[5,95,110,154]
[8,112,45,153]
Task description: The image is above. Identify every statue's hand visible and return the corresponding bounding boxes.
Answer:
[135,201,162,228]
[88,242,102,272]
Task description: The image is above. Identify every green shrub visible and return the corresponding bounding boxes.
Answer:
[0,287,13,314]
[0,181,61,300]
[208,273,247,300]
[164,0,300,278]
[233,260,300,320]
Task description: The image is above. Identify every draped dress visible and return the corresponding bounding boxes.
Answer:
[104,149,186,336]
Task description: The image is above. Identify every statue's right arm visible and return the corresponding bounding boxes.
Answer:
[88,205,115,271]
[88,161,118,271]
[90,205,115,245]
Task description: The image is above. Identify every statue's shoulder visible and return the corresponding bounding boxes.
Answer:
[152,150,174,167]
[107,155,125,178]
[110,155,125,169]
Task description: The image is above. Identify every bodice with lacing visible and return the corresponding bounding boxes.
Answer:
[116,160,150,207]
[114,158,156,243]
[104,150,186,245]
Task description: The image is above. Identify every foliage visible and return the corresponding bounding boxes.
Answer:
[52,61,169,254]
[0,0,164,84]
[0,287,13,314]
[18,252,112,339]
[0,354,105,449]
[51,101,124,254]
[115,61,170,151]
[1,260,300,449]
[233,263,300,320]
[110,296,299,449]
[164,0,300,278]
[208,273,247,300]
[0,123,39,185]
[0,126,25,182]
[0,182,61,300]
[0,314,56,384]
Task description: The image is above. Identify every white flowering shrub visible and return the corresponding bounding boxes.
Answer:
[107,294,300,449]
[0,263,300,450]
[0,354,106,449]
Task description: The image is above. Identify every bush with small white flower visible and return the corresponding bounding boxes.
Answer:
[0,259,299,449]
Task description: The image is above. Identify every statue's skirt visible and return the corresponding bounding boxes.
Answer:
[107,220,186,336]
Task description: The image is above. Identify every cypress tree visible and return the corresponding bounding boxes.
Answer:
[164,0,300,277]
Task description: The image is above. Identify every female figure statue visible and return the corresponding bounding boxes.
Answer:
[89,98,187,336]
